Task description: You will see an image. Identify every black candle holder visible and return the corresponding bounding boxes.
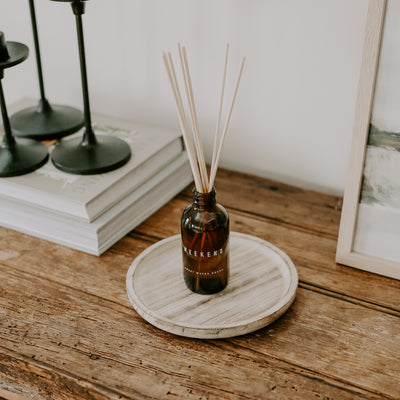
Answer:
[10,0,84,141]
[0,32,48,177]
[50,0,131,175]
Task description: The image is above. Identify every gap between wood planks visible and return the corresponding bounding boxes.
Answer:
[128,231,400,318]
[0,346,145,400]
[0,346,391,400]
[207,341,395,400]
[176,192,340,241]
[1,262,397,400]
[3,245,399,325]
[300,282,400,318]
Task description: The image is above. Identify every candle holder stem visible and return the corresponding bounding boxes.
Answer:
[50,0,131,175]
[0,77,15,148]
[0,32,48,177]
[29,0,46,102]
[10,0,84,140]
[29,0,53,116]
[73,1,96,145]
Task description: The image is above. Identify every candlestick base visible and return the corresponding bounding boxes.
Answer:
[11,102,84,140]
[0,137,48,177]
[51,134,131,175]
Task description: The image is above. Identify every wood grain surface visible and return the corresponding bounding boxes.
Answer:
[1,167,399,400]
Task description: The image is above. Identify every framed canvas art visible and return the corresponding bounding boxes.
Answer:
[336,0,400,280]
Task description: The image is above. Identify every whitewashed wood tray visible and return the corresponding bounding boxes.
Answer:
[126,232,298,339]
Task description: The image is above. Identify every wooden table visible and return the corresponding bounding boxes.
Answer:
[0,168,399,400]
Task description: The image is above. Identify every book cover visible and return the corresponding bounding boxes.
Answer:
[0,153,192,255]
[0,113,183,221]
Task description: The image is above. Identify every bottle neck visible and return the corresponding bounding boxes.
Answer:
[193,187,216,210]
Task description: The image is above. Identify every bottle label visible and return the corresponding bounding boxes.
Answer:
[182,240,229,277]
[184,266,225,276]
[182,246,224,258]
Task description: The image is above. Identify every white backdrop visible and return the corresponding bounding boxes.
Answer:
[1,0,368,195]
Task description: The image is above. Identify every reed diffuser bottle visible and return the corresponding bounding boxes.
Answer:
[181,188,229,294]
[163,43,244,294]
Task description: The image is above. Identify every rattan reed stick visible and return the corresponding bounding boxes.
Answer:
[208,57,245,190]
[178,44,209,192]
[211,44,229,184]
[164,45,245,194]
[163,52,203,192]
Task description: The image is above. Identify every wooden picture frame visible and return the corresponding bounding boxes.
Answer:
[337,0,400,280]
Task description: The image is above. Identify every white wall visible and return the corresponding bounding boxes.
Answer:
[1,0,368,195]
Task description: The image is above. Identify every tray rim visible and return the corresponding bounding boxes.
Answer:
[126,232,298,338]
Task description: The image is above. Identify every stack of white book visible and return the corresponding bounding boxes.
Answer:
[0,113,192,255]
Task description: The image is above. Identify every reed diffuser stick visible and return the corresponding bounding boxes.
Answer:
[162,52,203,192]
[179,44,209,192]
[163,45,245,194]
[211,44,229,177]
[208,57,246,190]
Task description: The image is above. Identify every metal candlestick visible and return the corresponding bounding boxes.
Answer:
[50,0,131,175]
[0,32,48,177]
[10,0,84,141]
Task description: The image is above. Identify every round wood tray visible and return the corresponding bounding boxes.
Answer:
[126,232,298,339]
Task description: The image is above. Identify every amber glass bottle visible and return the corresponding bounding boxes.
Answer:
[181,188,229,294]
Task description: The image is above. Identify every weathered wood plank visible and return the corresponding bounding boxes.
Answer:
[135,198,400,312]
[0,388,31,400]
[1,192,399,315]
[182,168,343,238]
[0,352,130,400]
[0,263,395,400]
[229,289,400,399]
[1,168,399,399]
